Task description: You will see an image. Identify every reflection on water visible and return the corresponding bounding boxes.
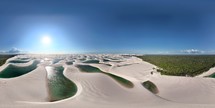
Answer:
[45,66,77,102]
[142,80,159,94]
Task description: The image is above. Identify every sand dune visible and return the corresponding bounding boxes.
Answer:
[150,76,215,104]
[0,55,215,108]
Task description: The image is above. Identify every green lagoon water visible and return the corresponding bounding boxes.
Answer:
[76,65,103,73]
[18,58,30,60]
[103,59,110,62]
[8,59,30,63]
[0,60,39,78]
[46,66,77,102]
[142,80,159,94]
[83,60,100,64]
[208,73,215,78]
[105,73,134,88]
[76,65,133,88]
[65,61,73,65]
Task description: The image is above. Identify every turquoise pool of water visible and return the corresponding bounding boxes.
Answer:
[0,60,39,78]
[46,66,77,102]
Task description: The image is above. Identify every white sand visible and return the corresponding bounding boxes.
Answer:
[0,54,215,108]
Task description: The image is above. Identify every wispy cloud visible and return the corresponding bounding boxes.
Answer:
[181,49,204,54]
[0,47,27,54]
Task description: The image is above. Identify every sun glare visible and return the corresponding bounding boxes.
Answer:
[42,35,51,45]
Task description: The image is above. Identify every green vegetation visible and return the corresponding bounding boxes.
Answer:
[137,55,215,76]
[83,60,100,64]
[47,66,77,102]
[0,55,16,66]
[142,80,159,94]
[76,65,133,88]
[0,60,39,78]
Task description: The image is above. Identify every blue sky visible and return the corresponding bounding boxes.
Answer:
[0,0,215,54]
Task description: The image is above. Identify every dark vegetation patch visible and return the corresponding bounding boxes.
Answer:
[0,55,16,66]
[137,55,215,76]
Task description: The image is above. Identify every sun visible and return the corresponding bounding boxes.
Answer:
[41,35,51,45]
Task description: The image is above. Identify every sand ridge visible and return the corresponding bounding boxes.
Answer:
[0,54,215,108]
